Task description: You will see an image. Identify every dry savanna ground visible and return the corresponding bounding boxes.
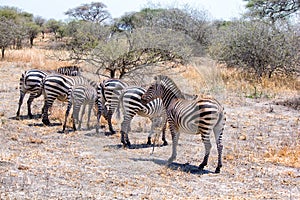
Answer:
[0,48,299,199]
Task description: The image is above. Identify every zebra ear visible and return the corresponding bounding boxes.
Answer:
[154,75,161,83]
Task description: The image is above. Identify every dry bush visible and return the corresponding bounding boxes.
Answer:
[168,57,225,95]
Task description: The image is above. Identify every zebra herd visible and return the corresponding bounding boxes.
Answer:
[16,67,225,173]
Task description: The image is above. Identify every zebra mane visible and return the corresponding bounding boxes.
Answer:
[154,75,184,99]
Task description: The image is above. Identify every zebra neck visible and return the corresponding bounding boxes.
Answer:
[161,85,181,109]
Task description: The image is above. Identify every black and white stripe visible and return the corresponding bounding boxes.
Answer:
[141,75,225,173]
[16,69,47,119]
[117,86,167,147]
[56,66,81,76]
[42,74,98,125]
[16,66,82,119]
[62,84,101,133]
[98,79,128,133]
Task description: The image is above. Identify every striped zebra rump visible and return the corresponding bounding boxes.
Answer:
[168,98,221,134]
[21,69,47,94]
[98,79,128,134]
[62,84,101,133]
[118,86,168,147]
[16,69,48,119]
[42,74,97,125]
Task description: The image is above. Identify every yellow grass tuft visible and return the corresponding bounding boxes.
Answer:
[264,145,300,168]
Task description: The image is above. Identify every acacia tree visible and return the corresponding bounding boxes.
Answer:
[0,17,17,59]
[117,6,211,54]
[34,16,46,39]
[63,3,194,78]
[65,2,111,23]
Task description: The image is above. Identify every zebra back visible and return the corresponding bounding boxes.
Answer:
[56,66,81,76]
[43,74,97,102]
[98,78,128,109]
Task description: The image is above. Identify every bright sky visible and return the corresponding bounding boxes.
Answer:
[0,0,246,20]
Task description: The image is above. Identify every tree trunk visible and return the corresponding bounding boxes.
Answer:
[1,47,5,59]
[30,37,34,48]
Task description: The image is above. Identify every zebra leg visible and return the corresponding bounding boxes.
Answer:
[213,113,225,173]
[120,116,132,147]
[42,100,52,126]
[199,134,212,171]
[78,104,85,130]
[26,93,36,119]
[62,101,72,132]
[86,102,93,130]
[167,124,180,165]
[161,118,168,146]
[106,110,116,134]
[72,111,77,131]
[147,118,156,145]
[16,91,25,119]
[96,102,102,134]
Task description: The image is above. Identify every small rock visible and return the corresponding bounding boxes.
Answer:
[239,134,247,140]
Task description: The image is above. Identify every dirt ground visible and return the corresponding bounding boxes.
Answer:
[0,63,299,199]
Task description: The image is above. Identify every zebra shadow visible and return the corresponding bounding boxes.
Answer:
[103,143,164,150]
[9,114,42,120]
[27,122,62,127]
[130,157,213,175]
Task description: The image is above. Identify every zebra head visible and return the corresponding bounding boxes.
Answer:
[141,76,163,104]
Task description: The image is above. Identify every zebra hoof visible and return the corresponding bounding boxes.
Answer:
[163,141,168,146]
[127,141,131,148]
[110,130,116,135]
[198,164,205,171]
[147,139,152,145]
[42,119,50,126]
[215,167,221,174]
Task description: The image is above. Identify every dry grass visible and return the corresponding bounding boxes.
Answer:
[221,67,299,98]
[1,47,299,199]
[3,48,72,70]
[265,146,300,168]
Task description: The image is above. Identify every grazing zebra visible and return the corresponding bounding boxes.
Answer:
[16,69,48,119]
[141,75,225,173]
[98,79,128,133]
[57,66,81,76]
[62,84,101,133]
[16,66,81,119]
[42,74,98,126]
[116,86,168,147]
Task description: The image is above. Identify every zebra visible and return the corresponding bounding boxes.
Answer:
[98,79,128,134]
[16,69,47,119]
[42,74,99,126]
[141,75,225,173]
[57,66,81,76]
[116,86,168,147]
[62,84,101,133]
[16,66,81,119]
